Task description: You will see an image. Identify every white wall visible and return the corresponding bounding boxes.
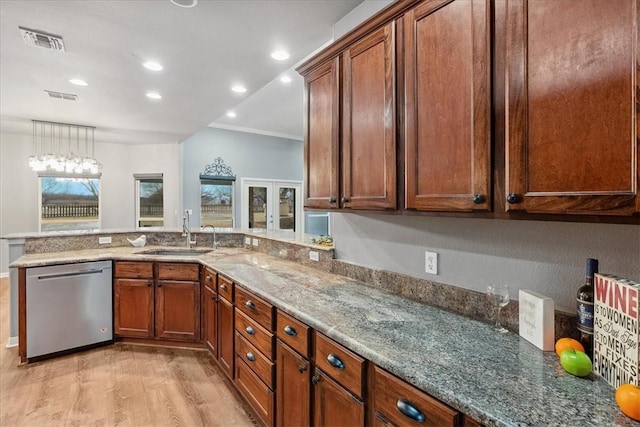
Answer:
[0,131,182,273]
[333,0,394,39]
[331,213,640,312]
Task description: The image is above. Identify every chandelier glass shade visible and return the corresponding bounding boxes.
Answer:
[29,120,102,174]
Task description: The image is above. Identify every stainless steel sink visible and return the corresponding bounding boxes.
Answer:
[137,249,212,256]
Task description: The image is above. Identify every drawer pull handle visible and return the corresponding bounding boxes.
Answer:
[206,275,212,281]
[220,284,227,291]
[326,353,345,370]
[245,326,255,335]
[245,300,255,310]
[298,364,307,373]
[396,399,425,423]
[283,325,297,336]
[246,352,255,362]
[211,295,215,300]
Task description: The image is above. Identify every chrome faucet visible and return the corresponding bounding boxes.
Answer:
[201,224,218,249]
[182,209,196,248]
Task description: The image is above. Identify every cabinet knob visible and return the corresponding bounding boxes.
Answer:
[157,283,162,288]
[341,197,349,204]
[283,325,297,336]
[147,280,153,287]
[326,353,345,370]
[206,275,212,282]
[506,193,520,204]
[245,326,255,335]
[473,194,485,204]
[329,197,337,203]
[220,284,227,291]
[245,300,255,310]
[311,375,320,385]
[210,295,215,300]
[298,364,307,373]
[396,399,426,423]
[246,352,255,362]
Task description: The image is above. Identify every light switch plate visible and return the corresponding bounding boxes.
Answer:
[252,238,259,247]
[99,236,111,244]
[309,251,319,262]
[425,251,438,274]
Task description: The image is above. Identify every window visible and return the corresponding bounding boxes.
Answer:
[39,174,101,231]
[135,174,164,228]
[201,179,234,228]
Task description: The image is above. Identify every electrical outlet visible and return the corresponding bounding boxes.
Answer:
[252,238,259,247]
[245,237,251,245]
[425,251,438,275]
[185,209,193,215]
[309,251,319,262]
[98,236,112,244]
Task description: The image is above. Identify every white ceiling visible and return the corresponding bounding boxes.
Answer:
[0,0,364,145]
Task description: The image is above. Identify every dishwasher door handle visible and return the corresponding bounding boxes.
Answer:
[37,269,105,280]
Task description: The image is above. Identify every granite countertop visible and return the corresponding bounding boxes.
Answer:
[10,248,639,427]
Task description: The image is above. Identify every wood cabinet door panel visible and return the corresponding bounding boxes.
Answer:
[155,280,200,341]
[405,0,491,211]
[218,296,235,378]
[276,340,311,427]
[114,278,154,338]
[304,58,340,209]
[342,23,396,209]
[236,358,275,427]
[203,284,217,357]
[373,366,460,427]
[312,369,364,427]
[505,0,638,214]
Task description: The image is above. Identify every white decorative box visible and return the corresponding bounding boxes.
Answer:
[519,290,555,351]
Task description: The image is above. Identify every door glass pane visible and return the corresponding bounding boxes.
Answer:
[201,180,233,228]
[278,187,296,231]
[249,186,268,229]
[138,178,163,228]
[40,176,100,231]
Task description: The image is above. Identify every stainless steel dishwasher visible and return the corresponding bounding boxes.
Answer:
[26,260,113,359]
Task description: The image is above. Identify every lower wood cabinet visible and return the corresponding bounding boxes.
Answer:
[312,368,365,427]
[236,358,275,426]
[203,281,217,356]
[114,278,154,338]
[218,290,235,378]
[276,340,310,427]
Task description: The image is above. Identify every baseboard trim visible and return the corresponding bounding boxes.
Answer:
[6,336,18,348]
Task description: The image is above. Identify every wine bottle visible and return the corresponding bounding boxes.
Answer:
[576,258,598,357]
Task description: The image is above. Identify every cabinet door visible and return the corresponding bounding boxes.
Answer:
[304,58,340,209]
[203,285,217,357]
[218,296,235,378]
[114,278,154,338]
[155,280,200,341]
[505,0,639,214]
[312,369,364,427]
[276,340,310,427]
[405,0,491,211]
[342,23,396,210]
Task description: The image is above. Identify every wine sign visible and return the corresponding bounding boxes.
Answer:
[519,290,555,351]
[593,273,639,388]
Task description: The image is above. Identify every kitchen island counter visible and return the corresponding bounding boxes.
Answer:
[10,247,639,427]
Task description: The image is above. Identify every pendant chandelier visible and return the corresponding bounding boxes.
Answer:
[28,120,102,174]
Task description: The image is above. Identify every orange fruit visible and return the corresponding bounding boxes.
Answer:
[616,384,640,421]
[554,338,584,357]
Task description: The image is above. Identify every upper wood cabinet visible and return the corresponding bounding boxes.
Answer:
[303,58,340,209]
[504,0,639,215]
[342,23,396,210]
[404,0,491,211]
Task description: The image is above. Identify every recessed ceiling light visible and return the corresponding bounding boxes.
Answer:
[226,111,237,118]
[69,78,88,86]
[231,85,247,93]
[170,0,198,8]
[146,92,162,99]
[280,75,292,84]
[143,61,163,71]
[271,50,290,61]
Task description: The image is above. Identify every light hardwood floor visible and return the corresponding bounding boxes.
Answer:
[0,277,257,426]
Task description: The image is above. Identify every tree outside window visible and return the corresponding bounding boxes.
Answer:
[135,175,164,228]
[40,175,100,231]
[201,180,233,228]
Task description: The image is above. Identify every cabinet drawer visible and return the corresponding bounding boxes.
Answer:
[217,274,233,302]
[235,286,273,330]
[314,332,365,398]
[202,267,216,291]
[156,263,199,281]
[235,309,274,359]
[235,358,274,427]
[115,261,153,279]
[235,332,274,388]
[276,310,310,358]
[373,366,460,427]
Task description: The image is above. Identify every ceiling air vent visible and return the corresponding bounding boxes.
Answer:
[19,27,65,51]
[45,90,78,101]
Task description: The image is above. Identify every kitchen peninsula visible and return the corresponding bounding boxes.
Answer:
[7,231,639,427]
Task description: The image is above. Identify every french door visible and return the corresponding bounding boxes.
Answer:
[241,179,302,233]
